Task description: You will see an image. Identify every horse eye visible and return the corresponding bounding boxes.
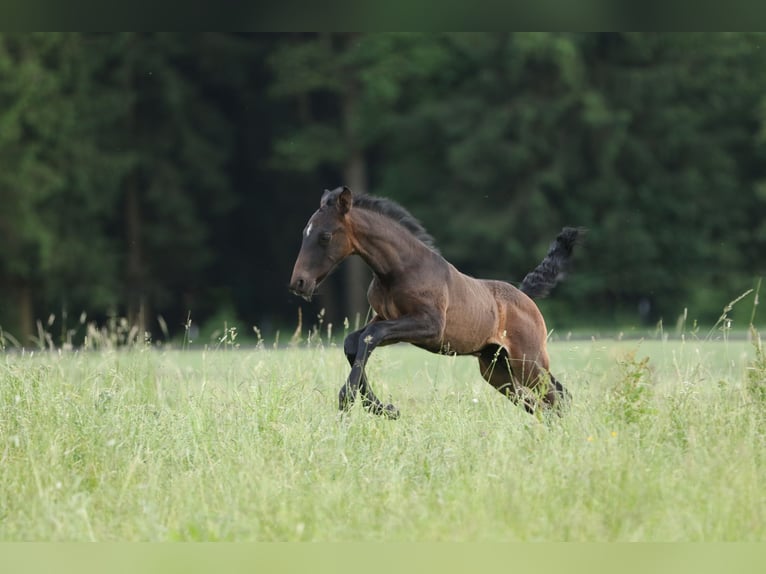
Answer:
[319,232,332,245]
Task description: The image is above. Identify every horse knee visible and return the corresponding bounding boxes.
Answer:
[343,331,360,362]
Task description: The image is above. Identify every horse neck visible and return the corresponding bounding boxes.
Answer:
[348,209,428,280]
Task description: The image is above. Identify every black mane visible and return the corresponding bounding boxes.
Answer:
[327,188,439,253]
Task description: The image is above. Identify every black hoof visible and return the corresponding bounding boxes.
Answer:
[381,403,400,420]
[363,400,400,419]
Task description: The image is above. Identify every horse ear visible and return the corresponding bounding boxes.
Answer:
[338,186,353,214]
[320,189,331,206]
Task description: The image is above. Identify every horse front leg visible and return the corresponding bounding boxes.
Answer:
[339,327,393,417]
[340,314,443,419]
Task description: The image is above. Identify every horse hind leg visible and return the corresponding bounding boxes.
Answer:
[549,373,572,409]
[517,364,571,415]
[478,345,570,414]
[478,346,535,414]
[511,358,571,414]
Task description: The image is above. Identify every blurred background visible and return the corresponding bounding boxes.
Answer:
[1,33,765,346]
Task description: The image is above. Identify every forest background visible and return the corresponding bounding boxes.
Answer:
[1,33,765,346]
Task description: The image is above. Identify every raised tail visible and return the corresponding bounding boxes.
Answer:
[519,227,583,300]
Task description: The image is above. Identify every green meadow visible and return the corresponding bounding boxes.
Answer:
[1,331,764,541]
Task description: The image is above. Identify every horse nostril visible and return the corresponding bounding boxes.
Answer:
[289,276,313,299]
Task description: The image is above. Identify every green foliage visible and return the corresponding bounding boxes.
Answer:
[0,34,80,280]
[2,33,766,339]
[607,349,654,424]
[0,33,241,339]
[84,33,237,314]
[274,33,766,327]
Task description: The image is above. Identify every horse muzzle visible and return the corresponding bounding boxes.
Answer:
[288,276,315,301]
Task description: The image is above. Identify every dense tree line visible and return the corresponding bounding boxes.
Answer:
[1,33,765,345]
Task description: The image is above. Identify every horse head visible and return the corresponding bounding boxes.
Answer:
[288,186,355,301]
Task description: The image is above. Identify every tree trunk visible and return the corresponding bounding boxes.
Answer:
[125,175,147,334]
[340,39,372,327]
[124,43,148,337]
[16,281,34,347]
[342,150,372,328]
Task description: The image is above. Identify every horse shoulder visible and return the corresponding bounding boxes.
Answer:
[367,271,446,322]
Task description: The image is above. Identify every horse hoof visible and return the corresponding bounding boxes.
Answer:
[382,403,400,420]
[362,400,400,419]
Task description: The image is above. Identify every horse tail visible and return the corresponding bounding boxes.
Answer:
[519,227,583,300]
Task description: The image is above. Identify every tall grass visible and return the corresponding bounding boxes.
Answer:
[0,330,763,541]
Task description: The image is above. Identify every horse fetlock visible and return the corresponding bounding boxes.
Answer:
[338,383,357,410]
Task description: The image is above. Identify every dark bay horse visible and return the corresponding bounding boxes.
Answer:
[289,186,582,418]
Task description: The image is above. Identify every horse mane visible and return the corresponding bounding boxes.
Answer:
[328,188,440,253]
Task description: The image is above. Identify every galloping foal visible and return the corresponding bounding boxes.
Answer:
[289,186,582,418]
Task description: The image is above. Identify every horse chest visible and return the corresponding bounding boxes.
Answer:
[373,297,401,320]
[368,278,402,319]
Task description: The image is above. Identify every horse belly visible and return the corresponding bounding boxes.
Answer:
[441,295,497,356]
